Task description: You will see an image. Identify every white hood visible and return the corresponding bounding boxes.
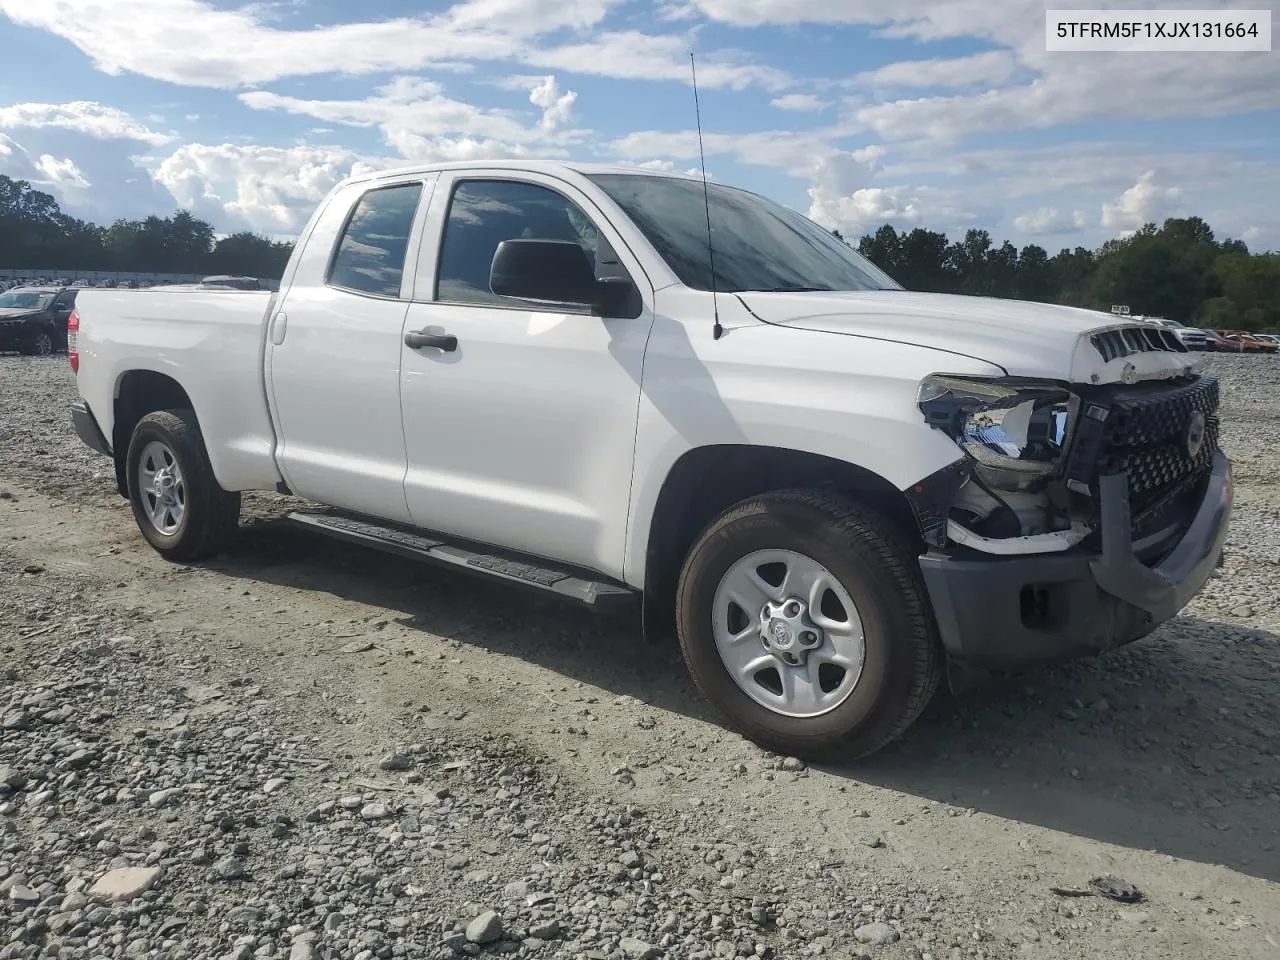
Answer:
[740,290,1201,385]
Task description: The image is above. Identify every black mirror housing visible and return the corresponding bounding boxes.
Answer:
[490,239,598,306]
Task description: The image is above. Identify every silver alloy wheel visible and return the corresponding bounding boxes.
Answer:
[35,333,53,355]
[711,549,866,718]
[137,440,186,536]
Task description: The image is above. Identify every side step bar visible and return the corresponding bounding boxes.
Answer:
[286,510,637,610]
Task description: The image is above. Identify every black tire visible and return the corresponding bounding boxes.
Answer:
[675,489,942,762]
[125,408,241,562]
[17,331,53,356]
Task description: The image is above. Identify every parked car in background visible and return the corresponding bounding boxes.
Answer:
[0,286,77,355]
[1217,330,1279,354]
[1254,334,1280,349]
[1201,330,1243,353]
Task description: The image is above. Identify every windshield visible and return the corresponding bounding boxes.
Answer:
[0,291,54,310]
[587,173,901,294]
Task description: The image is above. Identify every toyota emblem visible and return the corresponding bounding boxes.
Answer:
[1185,411,1207,459]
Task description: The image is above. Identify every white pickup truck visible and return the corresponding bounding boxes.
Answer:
[67,160,1232,760]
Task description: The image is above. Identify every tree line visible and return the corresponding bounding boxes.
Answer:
[4,171,1278,330]
[837,218,1279,332]
[1,174,294,279]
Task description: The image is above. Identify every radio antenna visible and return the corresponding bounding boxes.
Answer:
[691,52,723,340]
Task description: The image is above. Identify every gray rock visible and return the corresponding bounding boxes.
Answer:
[379,752,412,771]
[149,787,181,808]
[89,867,162,902]
[306,801,336,822]
[781,757,807,772]
[290,944,317,960]
[212,858,246,881]
[466,910,504,944]
[853,922,900,946]
[619,849,644,869]
[2,709,32,731]
[361,802,392,820]
[1231,605,1255,617]
[61,749,98,771]
[620,936,661,959]
[8,884,40,904]
[528,920,561,940]
[263,777,289,794]
[860,835,884,849]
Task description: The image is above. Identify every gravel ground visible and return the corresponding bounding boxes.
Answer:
[1,353,1279,960]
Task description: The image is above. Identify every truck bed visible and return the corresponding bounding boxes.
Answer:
[73,287,283,493]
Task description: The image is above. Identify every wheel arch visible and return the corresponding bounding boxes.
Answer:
[640,444,923,644]
[111,370,196,498]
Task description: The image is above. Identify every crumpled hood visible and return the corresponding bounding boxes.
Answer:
[0,309,43,321]
[740,290,1201,384]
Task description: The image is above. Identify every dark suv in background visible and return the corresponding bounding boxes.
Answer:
[0,286,78,355]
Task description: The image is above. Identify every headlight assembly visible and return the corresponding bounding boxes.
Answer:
[918,375,1076,492]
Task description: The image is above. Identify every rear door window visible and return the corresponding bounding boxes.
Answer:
[327,182,424,298]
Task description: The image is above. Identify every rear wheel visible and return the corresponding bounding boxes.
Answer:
[18,331,54,356]
[675,489,942,761]
[125,409,241,561]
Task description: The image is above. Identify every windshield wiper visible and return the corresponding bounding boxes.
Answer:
[746,285,830,293]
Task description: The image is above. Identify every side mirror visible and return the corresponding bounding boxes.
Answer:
[490,239,598,306]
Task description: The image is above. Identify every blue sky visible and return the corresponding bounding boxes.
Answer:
[1,0,1277,251]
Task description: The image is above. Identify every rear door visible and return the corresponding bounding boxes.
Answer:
[266,175,436,522]
[50,290,77,347]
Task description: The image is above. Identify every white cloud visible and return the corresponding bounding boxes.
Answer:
[33,154,91,189]
[855,51,1015,89]
[149,142,367,232]
[1101,171,1183,234]
[610,124,860,176]
[770,93,826,112]
[678,1,1280,142]
[525,31,789,90]
[808,183,1000,235]
[240,76,562,154]
[527,76,577,132]
[1013,206,1086,235]
[0,101,172,144]
[0,0,786,90]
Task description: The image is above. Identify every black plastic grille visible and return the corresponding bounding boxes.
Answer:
[1065,375,1220,513]
[1102,417,1218,504]
[1091,326,1187,362]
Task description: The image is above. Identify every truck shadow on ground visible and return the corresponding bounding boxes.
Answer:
[218,516,1280,885]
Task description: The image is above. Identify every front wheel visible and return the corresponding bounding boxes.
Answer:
[125,409,241,561]
[675,490,942,762]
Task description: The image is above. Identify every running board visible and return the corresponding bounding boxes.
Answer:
[286,510,637,610]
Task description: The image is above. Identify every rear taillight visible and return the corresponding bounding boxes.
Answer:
[67,308,80,373]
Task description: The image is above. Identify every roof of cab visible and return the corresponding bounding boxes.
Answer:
[353,159,704,186]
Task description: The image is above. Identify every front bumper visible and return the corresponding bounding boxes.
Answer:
[918,451,1232,669]
[71,401,112,457]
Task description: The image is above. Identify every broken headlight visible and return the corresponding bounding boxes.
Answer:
[917,375,1076,492]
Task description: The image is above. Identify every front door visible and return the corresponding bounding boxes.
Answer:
[267,176,434,522]
[399,173,654,578]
